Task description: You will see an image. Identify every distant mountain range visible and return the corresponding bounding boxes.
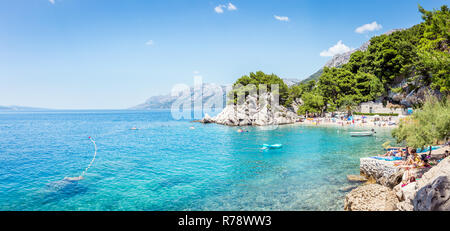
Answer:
[0,105,50,111]
[131,79,302,110]
[131,83,229,110]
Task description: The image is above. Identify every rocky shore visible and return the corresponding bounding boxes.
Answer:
[344,150,450,211]
[197,93,298,126]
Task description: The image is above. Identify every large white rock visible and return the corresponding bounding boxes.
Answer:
[199,93,298,126]
[360,157,400,186]
[412,157,450,211]
[344,184,399,211]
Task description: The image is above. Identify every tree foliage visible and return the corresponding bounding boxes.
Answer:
[297,90,325,116]
[392,95,450,148]
[229,71,290,106]
[289,4,449,114]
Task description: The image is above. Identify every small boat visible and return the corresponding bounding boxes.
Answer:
[350,131,374,137]
[263,144,283,149]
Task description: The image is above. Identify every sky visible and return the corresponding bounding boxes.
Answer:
[0,0,448,109]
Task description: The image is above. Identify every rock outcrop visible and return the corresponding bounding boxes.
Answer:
[344,184,399,211]
[198,93,298,126]
[324,40,370,68]
[389,157,449,211]
[350,155,450,211]
[412,158,450,211]
[360,157,401,187]
[413,176,450,211]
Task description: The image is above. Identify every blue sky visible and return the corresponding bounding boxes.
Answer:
[0,0,447,109]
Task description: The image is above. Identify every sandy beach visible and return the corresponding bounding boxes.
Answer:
[294,115,400,129]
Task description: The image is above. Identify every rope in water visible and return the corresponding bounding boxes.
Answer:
[80,136,97,177]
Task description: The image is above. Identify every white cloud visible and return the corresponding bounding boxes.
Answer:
[215,3,237,13]
[49,0,55,4]
[214,5,225,13]
[320,40,353,57]
[355,21,382,34]
[274,15,289,22]
[146,40,154,46]
[227,3,237,11]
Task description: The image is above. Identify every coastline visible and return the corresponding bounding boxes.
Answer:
[293,119,398,129]
[344,145,450,211]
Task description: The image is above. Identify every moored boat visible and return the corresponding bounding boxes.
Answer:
[350,131,374,137]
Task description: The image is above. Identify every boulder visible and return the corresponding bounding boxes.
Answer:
[393,157,450,211]
[199,113,214,124]
[347,175,368,182]
[401,182,417,202]
[198,92,298,126]
[379,168,405,189]
[397,201,414,211]
[413,176,450,211]
[360,157,400,187]
[344,184,399,211]
[415,158,450,189]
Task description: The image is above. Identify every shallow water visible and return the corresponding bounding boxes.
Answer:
[0,110,396,211]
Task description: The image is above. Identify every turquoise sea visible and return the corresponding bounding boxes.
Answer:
[0,110,396,211]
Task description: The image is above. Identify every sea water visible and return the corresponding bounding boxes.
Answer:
[0,110,397,211]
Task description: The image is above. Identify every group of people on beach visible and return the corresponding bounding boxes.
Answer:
[300,115,397,127]
[379,146,449,187]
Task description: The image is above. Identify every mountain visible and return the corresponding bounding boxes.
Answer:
[132,78,301,110]
[131,83,229,110]
[0,105,50,111]
[283,78,302,87]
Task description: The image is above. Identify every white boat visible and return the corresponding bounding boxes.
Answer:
[350,131,374,137]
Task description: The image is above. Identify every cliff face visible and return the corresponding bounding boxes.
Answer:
[324,40,370,69]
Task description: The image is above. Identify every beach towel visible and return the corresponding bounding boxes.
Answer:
[371,156,402,161]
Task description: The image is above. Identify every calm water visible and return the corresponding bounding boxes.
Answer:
[0,110,396,211]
